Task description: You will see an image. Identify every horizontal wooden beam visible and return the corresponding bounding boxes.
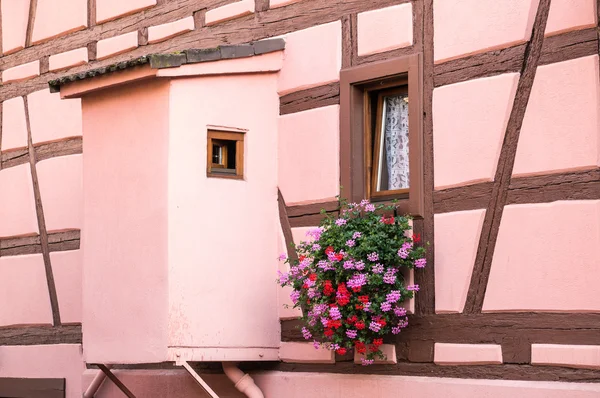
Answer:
[0,324,82,345]
[0,230,80,257]
[1,137,83,170]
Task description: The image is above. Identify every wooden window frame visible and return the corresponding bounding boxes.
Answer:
[340,53,424,217]
[206,130,244,180]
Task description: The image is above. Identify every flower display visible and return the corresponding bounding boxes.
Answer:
[277,199,426,363]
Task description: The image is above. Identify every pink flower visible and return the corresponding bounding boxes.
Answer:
[301,327,312,340]
[415,258,427,268]
[365,204,376,212]
[407,284,420,292]
[352,232,362,239]
[397,248,409,259]
[278,253,287,261]
[346,239,356,247]
[367,252,379,262]
[335,218,347,226]
[369,321,381,332]
[361,358,374,366]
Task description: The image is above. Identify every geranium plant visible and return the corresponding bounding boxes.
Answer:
[278,199,426,365]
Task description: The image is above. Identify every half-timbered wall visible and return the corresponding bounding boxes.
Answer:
[0,0,598,397]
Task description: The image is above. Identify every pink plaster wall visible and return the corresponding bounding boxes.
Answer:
[277,21,341,95]
[1,0,30,54]
[205,0,254,26]
[433,0,538,63]
[0,344,84,398]
[0,164,38,237]
[81,80,169,363]
[277,225,301,319]
[483,200,600,312]
[513,55,600,177]
[1,96,28,150]
[50,250,82,323]
[532,344,600,370]
[434,209,485,313]
[357,3,413,57]
[0,254,52,326]
[269,0,302,8]
[36,154,83,231]
[434,343,503,365]
[167,73,281,357]
[32,0,87,44]
[96,31,139,60]
[49,47,89,72]
[2,60,40,83]
[28,89,82,144]
[433,73,519,189]
[147,16,195,44]
[278,105,340,205]
[96,0,156,23]
[279,342,335,363]
[546,0,597,36]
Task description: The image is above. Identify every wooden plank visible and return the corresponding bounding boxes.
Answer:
[97,365,137,398]
[0,378,64,398]
[279,83,340,115]
[0,324,82,345]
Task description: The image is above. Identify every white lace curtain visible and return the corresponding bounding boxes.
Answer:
[380,94,409,190]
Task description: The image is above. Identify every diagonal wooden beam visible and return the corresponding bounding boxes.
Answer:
[463,0,552,314]
[277,189,299,264]
[97,365,136,398]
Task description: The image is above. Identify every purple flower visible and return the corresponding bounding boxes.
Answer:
[278,253,288,261]
[402,241,413,251]
[398,319,409,328]
[314,304,327,315]
[289,266,299,276]
[321,317,329,327]
[383,269,397,284]
[343,260,355,270]
[335,218,347,226]
[329,306,342,320]
[355,260,365,270]
[290,290,300,303]
[365,204,376,212]
[306,227,324,240]
[298,257,311,270]
[302,327,312,340]
[346,329,357,339]
[312,243,321,251]
[415,258,427,268]
[372,263,384,274]
[364,302,371,312]
[360,199,370,207]
[313,340,320,349]
[394,307,407,317]
[386,290,402,303]
[346,239,356,247]
[353,232,362,239]
[369,321,381,332]
[367,252,379,262]
[277,270,289,284]
[397,248,409,259]
[361,358,374,366]
[347,273,367,289]
[407,284,420,292]
[308,289,319,298]
[392,326,402,334]
[380,302,392,312]
[329,343,340,351]
[308,317,317,326]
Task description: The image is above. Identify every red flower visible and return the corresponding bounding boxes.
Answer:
[358,295,370,303]
[351,286,362,293]
[355,341,367,354]
[323,280,335,296]
[373,338,383,347]
[355,304,364,310]
[330,320,342,329]
[324,328,334,337]
[334,253,344,261]
[325,246,334,254]
[412,233,421,243]
[336,347,347,355]
[380,216,395,225]
[337,295,350,306]
[347,315,358,324]
[299,255,306,261]
[302,283,309,289]
[309,273,317,281]
[378,318,387,327]
[355,321,366,330]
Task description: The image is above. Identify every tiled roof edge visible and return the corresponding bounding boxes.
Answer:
[48,38,285,93]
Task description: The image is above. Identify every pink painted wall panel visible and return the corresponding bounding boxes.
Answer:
[205,0,254,26]
[546,0,597,36]
[49,47,89,72]
[433,73,519,189]
[0,165,38,237]
[36,155,83,231]
[433,0,538,63]
[434,343,503,365]
[96,0,156,23]
[0,344,84,398]
[1,97,28,150]
[32,0,87,43]
[277,226,301,319]
[532,344,600,369]
[28,89,82,144]
[2,60,40,83]
[434,209,485,313]
[514,55,600,177]
[269,0,302,8]
[1,0,30,54]
[0,254,52,326]
[82,80,169,363]
[50,250,82,324]
[484,200,600,312]
[147,16,195,44]
[278,105,340,205]
[279,342,335,363]
[277,21,341,95]
[167,72,281,356]
[96,31,139,60]
[357,3,413,57]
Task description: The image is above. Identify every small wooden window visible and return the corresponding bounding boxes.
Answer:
[207,130,244,179]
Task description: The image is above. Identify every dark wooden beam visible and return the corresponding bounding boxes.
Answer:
[0,324,82,345]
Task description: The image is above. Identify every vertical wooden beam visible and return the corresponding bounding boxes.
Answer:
[463,0,552,314]
[23,95,61,326]
[341,15,352,68]
[277,189,299,264]
[97,365,137,398]
[88,0,97,28]
[25,0,38,47]
[255,0,270,12]
[349,14,358,66]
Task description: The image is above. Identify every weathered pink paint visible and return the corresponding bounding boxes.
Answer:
[60,65,157,99]
[0,344,84,398]
[483,200,600,312]
[277,21,341,95]
[546,0,597,36]
[205,0,254,26]
[357,3,413,57]
[434,209,486,314]
[32,0,87,44]
[354,344,397,364]
[36,155,83,231]
[1,0,30,54]
[167,71,281,360]
[433,0,538,63]
[532,344,600,370]
[2,60,40,83]
[269,0,302,8]
[156,51,283,77]
[0,165,38,237]
[50,250,82,323]
[28,89,82,144]
[279,342,335,363]
[278,105,340,205]
[277,226,301,319]
[49,47,89,72]
[434,343,503,365]
[82,80,170,363]
[513,55,600,177]
[96,31,139,61]
[96,0,156,23]
[147,16,195,44]
[1,96,28,150]
[433,73,519,189]
[0,254,52,326]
